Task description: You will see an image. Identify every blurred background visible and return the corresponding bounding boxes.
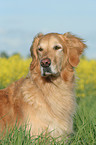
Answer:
[0,0,96,58]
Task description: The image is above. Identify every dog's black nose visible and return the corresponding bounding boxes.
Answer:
[40,58,51,67]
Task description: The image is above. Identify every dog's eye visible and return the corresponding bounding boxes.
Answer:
[53,45,61,50]
[38,47,43,51]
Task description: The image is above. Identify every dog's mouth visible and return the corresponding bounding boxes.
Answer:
[40,66,53,77]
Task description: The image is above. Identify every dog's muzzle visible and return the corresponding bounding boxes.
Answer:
[40,58,52,76]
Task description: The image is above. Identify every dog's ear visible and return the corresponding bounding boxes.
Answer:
[63,32,86,67]
[30,33,43,70]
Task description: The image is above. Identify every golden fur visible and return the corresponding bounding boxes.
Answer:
[0,32,86,137]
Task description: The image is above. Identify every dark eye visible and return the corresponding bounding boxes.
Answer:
[53,45,61,50]
[38,47,43,51]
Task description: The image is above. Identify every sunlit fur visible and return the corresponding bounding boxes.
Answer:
[0,32,86,137]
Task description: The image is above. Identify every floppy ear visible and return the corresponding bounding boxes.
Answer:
[30,33,43,70]
[64,32,86,67]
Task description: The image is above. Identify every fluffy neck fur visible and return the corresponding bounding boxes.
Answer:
[24,64,76,120]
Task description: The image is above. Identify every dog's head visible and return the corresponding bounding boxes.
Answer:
[30,33,86,79]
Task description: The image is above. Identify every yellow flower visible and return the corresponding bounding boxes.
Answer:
[0,55,31,88]
[0,55,96,98]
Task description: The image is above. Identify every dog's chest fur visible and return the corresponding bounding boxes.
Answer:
[21,75,75,136]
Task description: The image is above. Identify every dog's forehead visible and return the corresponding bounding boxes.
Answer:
[39,34,62,48]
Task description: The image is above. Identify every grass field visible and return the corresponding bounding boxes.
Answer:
[0,55,96,144]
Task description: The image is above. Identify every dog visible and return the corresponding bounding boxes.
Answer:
[0,32,86,137]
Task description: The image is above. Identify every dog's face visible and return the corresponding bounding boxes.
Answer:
[37,34,66,76]
[30,33,86,77]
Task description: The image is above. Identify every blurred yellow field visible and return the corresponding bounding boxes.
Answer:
[0,55,96,97]
[0,55,31,88]
[76,59,96,97]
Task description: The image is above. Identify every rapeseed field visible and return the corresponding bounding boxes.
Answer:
[0,54,96,97]
[0,55,31,89]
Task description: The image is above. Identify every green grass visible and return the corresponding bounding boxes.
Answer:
[0,85,96,145]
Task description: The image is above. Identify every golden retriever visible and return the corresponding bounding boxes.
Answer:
[0,32,86,137]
